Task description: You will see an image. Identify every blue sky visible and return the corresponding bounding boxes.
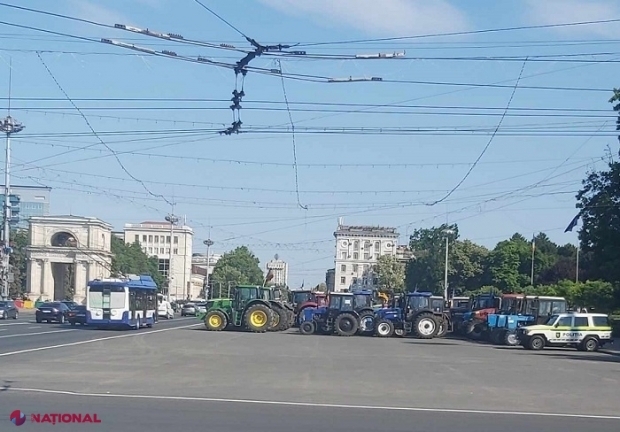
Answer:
[0,0,619,287]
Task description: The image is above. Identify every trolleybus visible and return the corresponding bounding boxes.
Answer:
[86,274,158,329]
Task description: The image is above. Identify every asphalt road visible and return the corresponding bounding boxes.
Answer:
[3,390,618,432]
[1,314,619,431]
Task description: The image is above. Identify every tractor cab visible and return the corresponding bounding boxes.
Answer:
[299,292,371,336]
[290,290,313,307]
[373,292,444,339]
[524,296,567,324]
[258,286,294,331]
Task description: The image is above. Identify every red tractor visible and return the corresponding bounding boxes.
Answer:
[290,290,328,326]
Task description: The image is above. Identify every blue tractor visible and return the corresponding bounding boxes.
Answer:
[298,292,377,336]
[486,295,567,346]
[373,292,446,339]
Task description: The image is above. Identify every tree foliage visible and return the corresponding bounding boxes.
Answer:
[110,236,164,288]
[8,229,28,298]
[211,246,263,291]
[373,255,405,293]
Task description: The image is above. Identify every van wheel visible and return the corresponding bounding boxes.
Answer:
[581,337,599,352]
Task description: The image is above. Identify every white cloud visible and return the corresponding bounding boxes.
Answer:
[67,0,131,25]
[259,0,470,37]
[524,0,620,37]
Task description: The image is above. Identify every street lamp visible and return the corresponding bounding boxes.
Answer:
[443,229,454,300]
[165,214,179,302]
[0,115,24,301]
[203,239,214,299]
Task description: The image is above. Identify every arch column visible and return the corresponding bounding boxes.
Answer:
[41,259,53,301]
[74,260,88,303]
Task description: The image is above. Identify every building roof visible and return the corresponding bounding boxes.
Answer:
[334,225,399,237]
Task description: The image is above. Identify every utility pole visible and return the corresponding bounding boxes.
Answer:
[530,234,536,286]
[0,63,24,300]
[203,238,213,300]
[165,209,179,303]
[443,229,454,300]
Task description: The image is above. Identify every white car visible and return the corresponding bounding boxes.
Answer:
[158,301,175,319]
[517,313,613,352]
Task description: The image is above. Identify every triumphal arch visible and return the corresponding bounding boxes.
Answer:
[25,216,113,303]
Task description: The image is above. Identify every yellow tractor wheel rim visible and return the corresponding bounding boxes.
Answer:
[208,315,221,328]
[272,313,280,326]
[250,310,267,327]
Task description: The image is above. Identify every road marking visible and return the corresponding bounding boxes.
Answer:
[0,328,6,332]
[0,322,31,326]
[0,323,202,357]
[6,387,620,420]
[0,329,75,339]
[28,326,42,329]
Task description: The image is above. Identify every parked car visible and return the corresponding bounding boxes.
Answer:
[36,302,71,324]
[0,300,18,320]
[181,303,197,316]
[194,302,207,315]
[67,305,87,325]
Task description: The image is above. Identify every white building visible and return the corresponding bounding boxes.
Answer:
[333,219,399,292]
[190,253,222,299]
[266,255,288,287]
[124,220,193,301]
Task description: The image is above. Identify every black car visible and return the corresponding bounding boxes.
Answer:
[36,302,71,324]
[67,305,87,326]
[61,301,79,310]
[0,300,18,320]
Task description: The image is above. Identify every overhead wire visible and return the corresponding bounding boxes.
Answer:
[35,51,174,207]
[429,58,528,206]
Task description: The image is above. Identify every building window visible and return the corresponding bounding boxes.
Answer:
[142,247,147,253]
[364,241,371,249]
[174,248,178,255]
[353,240,359,249]
[148,247,152,254]
[374,254,379,260]
[352,277,358,284]
[353,252,359,260]
[148,235,153,242]
[174,236,179,244]
[158,258,170,277]
[375,241,380,250]
[340,264,346,272]
[341,252,347,259]
[340,277,346,284]
[166,248,170,254]
[134,234,139,243]
[142,235,147,242]
[166,235,171,244]
[155,235,159,243]
[364,252,370,260]
[160,248,164,254]
[352,264,358,272]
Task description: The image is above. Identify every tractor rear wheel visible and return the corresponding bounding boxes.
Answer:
[468,322,485,340]
[275,307,290,331]
[299,321,315,335]
[204,310,227,331]
[357,311,375,335]
[436,319,449,338]
[375,319,394,338]
[334,313,359,336]
[504,330,519,346]
[413,313,438,339]
[244,304,272,333]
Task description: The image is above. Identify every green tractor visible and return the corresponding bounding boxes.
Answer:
[200,285,275,333]
[259,286,295,331]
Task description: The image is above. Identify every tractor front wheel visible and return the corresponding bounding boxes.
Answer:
[413,313,438,339]
[375,319,394,338]
[357,311,375,335]
[205,310,227,331]
[334,313,359,336]
[504,330,519,346]
[436,320,449,338]
[244,304,272,333]
[299,321,315,335]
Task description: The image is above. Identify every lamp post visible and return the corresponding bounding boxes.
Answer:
[0,115,24,301]
[165,213,179,302]
[443,229,454,300]
[203,239,213,299]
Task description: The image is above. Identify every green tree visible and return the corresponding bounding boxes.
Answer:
[486,240,521,292]
[211,246,263,294]
[373,255,405,293]
[406,223,458,294]
[449,240,489,294]
[110,236,164,288]
[8,229,28,298]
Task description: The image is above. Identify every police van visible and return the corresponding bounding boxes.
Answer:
[517,313,613,352]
